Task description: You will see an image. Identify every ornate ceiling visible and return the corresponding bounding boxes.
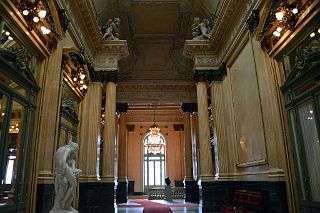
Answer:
[58,0,260,105]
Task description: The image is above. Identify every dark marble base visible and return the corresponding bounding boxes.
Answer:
[128,181,134,195]
[184,180,199,203]
[199,181,288,213]
[36,184,54,213]
[79,182,115,213]
[116,181,128,203]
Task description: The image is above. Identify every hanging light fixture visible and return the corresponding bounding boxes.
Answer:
[144,109,165,155]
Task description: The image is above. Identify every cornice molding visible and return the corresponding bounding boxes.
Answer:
[57,0,95,61]
[209,0,263,66]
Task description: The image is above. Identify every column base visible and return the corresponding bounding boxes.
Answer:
[79,182,115,213]
[184,180,199,203]
[116,180,128,203]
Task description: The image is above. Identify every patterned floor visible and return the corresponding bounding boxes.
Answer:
[116,199,202,213]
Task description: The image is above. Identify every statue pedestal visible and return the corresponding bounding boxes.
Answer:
[164,185,172,201]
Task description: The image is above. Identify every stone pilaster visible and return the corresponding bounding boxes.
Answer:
[36,42,63,213]
[116,103,129,203]
[181,103,199,202]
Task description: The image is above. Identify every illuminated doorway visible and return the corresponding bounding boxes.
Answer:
[143,132,166,193]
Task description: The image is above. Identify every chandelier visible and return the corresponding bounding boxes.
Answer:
[18,0,51,34]
[144,109,165,155]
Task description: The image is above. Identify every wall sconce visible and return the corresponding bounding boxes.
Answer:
[18,0,51,34]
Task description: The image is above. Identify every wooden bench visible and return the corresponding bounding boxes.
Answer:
[221,190,262,213]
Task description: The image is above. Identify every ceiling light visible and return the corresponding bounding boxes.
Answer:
[80,74,86,80]
[273,31,280,37]
[292,8,298,14]
[41,26,46,31]
[83,85,87,89]
[80,80,83,84]
[310,32,315,37]
[5,31,10,36]
[8,36,13,40]
[275,11,284,20]
[45,29,51,34]
[318,28,320,34]
[33,16,39,23]
[73,77,77,81]
[276,27,282,32]
[22,10,29,15]
[38,10,46,18]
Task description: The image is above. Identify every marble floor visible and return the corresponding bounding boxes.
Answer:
[115,199,202,213]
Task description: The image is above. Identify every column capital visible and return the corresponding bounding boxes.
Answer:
[116,103,128,113]
[181,103,198,113]
[183,40,217,70]
[94,40,129,71]
[194,63,227,83]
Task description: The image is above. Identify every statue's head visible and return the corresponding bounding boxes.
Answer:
[202,18,209,25]
[193,17,200,24]
[69,142,79,153]
[114,18,121,25]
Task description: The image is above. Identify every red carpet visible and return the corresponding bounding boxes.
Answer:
[133,200,173,213]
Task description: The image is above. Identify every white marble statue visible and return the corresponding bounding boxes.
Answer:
[49,142,81,213]
[102,17,121,40]
[192,17,212,40]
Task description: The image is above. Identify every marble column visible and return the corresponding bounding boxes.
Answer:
[116,103,129,203]
[195,81,214,181]
[78,82,102,181]
[78,81,103,212]
[89,40,128,213]
[101,78,117,183]
[183,40,227,212]
[181,103,199,202]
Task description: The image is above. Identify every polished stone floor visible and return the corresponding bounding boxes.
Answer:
[115,199,202,213]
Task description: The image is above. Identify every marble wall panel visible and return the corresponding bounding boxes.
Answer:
[229,41,267,167]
